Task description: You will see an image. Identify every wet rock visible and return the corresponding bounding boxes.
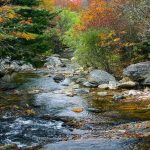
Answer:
[61,78,72,86]
[123,62,150,82]
[83,81,98,88]
[72,107,84,113]
[97,92,108,96]
[117,81,137,89]
[138,92,150,100]
[108,81,118,90]
[75,88,90,94]
[98,84,109,89]
[28,89,41,94]
[87,108,101,113]
[41,115,84,128]
[88,69,116,85]
[113,95,125,101]
[75,78,86,84]
[25,109,36,116]
[53,74,65,83]
[70,83,80,89]
[66,91,76,97]
[144,87,150,92]
[128,90,142,96]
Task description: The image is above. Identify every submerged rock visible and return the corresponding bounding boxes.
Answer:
[53,74,65,83]
[113,95,125,101]
[87,108,102,113]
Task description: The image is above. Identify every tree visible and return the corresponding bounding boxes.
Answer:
[0,0,59,64]
[77,0,120,30]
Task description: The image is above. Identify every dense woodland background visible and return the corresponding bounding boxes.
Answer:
[0,0,149,75]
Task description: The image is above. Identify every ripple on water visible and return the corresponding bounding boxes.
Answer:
[0,117,71,148]
[35,93,88,118]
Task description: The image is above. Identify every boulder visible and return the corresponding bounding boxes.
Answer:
[20,63,34,71]
[123,62,150,82]
[88,70,116,85]
[44,56,63,68]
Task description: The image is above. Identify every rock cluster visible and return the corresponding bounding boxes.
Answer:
[0,58,34,77]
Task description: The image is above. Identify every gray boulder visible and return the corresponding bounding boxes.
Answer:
[20,63,34,71]
[123,62,150,82]
[44,56,63,68]
[88,70,116,85]
[0,58,34,77]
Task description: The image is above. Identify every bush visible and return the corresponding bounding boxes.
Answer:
[56,9,80,48]
[75,28,121,72]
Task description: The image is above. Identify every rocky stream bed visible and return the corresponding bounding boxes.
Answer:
[0,56,150,150]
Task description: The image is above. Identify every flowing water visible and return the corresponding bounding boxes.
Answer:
[0,61,150,149]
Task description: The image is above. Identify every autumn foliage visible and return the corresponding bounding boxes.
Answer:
[54,0,82,11]
[81,0,116,29]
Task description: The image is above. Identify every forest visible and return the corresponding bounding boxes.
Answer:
[0,0,150,149]
[0,0,149,70]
